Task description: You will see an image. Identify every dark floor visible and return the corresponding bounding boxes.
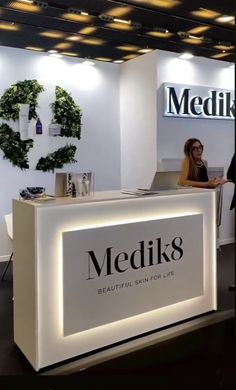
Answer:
[0,244,235,388]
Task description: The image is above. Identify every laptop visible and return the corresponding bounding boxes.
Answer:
[149,171,181,191]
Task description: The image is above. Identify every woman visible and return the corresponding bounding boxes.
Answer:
[178,138,227,188]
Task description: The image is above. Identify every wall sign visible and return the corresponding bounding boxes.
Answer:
[63,214,203,336]
[163,83,235,120]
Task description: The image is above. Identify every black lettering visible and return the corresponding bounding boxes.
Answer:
[157,238,171,263]
[226,93,235,117]
[171,237,183,260]
[86,247,113,280]
[130,241,145,269]
[203,91,216,116]
[219,92,225,116]
[167,87,190,114]
[190,96,202,115]
[114,251,129,273]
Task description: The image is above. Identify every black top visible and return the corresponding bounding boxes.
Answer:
[196,161,208,182]
[227,153,235,210]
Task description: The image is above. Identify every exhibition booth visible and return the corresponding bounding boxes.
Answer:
[0,44,234,370]
[13,188,216,370]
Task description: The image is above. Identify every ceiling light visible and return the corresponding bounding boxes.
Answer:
[188,26,210,34]
[105,6,132,18]
[48,50,58,53]
[122,54,138,60]
[0,22,19,31]
[147,31,173,38]
[95,57,111,62]
[10,1,41,12]
[25,46,43,51]
[154,27,169,34]
[211,53,230,59]
[188,35,202,40]
[182,38,203,45]
[39,31,65,39]
[105,22,133,31]
[177,31,189,39]
[113,60,124,64]
[214,43,234,51]
[138,48,153,53]
[191,8,221,19]
[83,59,95,66]
[62,12,92,23]
[99,14,114,22]
[33,0,48,8]
[54,42,72,50]
[67,36,82,42]
[179,53,194,60]
[61,52,78,57]
[78,27,97,35]
[82,38,105,46]
[131,0,181,9]
[68,8,89,16]
[116,45,140,52]
[113,18,131,25]
[215,15,235,23]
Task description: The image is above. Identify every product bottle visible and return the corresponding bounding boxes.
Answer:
[36,118,42,134]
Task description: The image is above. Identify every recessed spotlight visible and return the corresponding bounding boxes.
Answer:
[33,1,48,9]
[138,48,153,53]
[215,15,235,23]
[48,50,58,54]
[179,52,194,60]
[113,60,124,64]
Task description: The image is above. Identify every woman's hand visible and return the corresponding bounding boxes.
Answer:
[207,177,227,188]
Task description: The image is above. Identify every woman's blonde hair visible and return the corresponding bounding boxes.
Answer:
[184,138,203,181]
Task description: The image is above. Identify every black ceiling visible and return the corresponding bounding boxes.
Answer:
[0,0,235,63]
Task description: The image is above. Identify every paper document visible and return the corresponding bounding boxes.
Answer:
[121,189,159,196]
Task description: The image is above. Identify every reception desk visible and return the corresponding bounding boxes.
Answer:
[13,188,217,371]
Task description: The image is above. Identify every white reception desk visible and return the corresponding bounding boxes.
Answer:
[13,188,217,371]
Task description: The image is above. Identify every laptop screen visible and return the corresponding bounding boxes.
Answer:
[150,171,181,191]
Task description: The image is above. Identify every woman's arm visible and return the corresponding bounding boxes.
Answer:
[178,158,207,187]
[178,158,226,188]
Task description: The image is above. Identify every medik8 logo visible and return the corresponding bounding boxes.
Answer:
[86,236,183,280]
[163,83,235,120]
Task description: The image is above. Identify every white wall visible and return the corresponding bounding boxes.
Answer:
[156,50,234,244]
[120,51,157,189]
[0,46,121,259]
[0,46,234,260]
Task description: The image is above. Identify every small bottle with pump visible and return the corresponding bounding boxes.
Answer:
[36,118,43,135]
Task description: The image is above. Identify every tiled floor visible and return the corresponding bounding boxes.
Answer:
[0,244,235,387]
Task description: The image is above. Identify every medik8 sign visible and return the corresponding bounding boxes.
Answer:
[63,214,203,336]
[163,83,235,120]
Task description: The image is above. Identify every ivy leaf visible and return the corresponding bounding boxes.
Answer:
[36,144,77,172]
[51,86,82,139]
[0,123,33,169]
[0,80,44,121]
